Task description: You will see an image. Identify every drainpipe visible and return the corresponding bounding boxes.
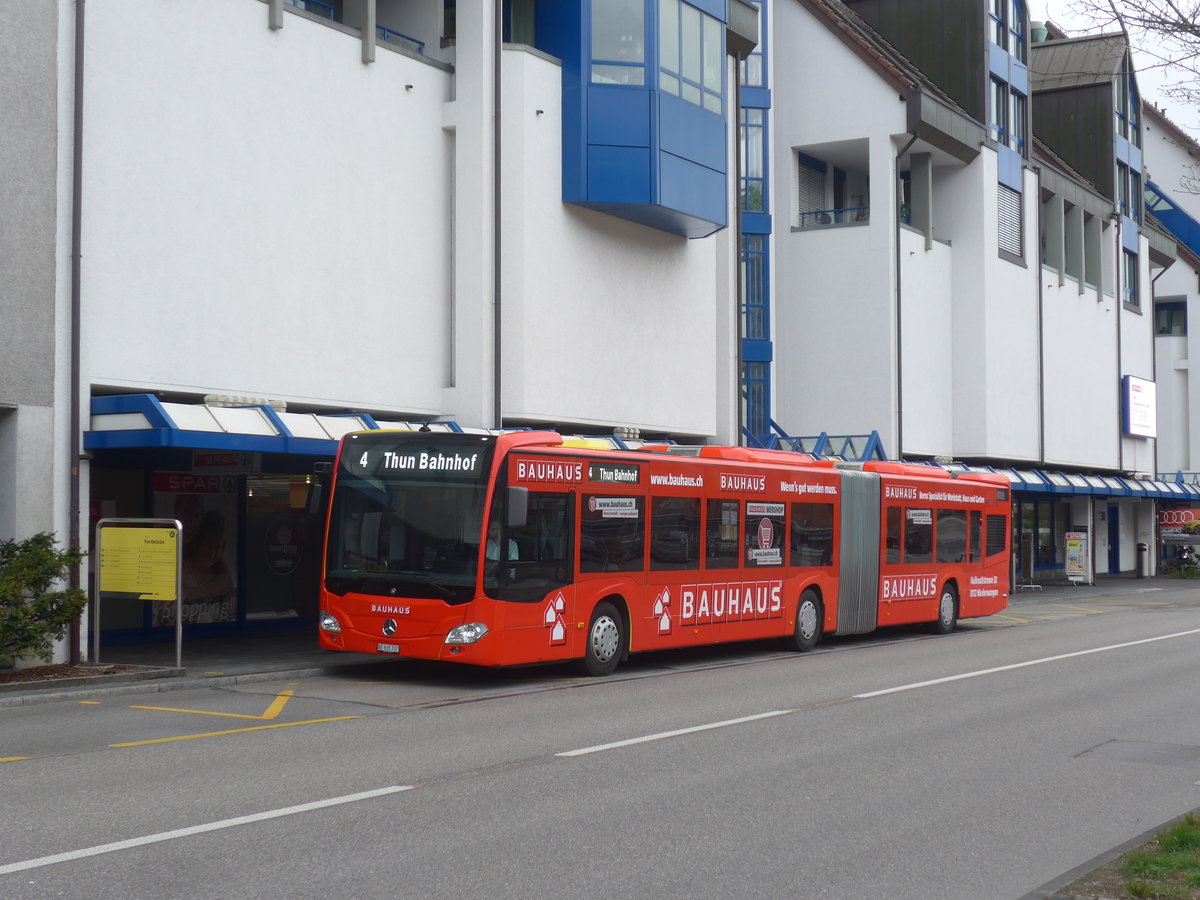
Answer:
[734,74,745,445]
[894,130,919,459]
[492,0,502,428]
[1115,211,1124,475]
[1033,165,1045,465]
[68,0,86,665]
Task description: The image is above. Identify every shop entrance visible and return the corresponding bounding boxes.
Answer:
[90,460,324,647]
[244,476,323,624]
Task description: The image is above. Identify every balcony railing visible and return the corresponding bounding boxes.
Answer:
[377,25,425,54]
[286,0,335,20]
[797,206,869,228]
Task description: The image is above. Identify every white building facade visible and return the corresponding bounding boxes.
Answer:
[1,0,1182,661]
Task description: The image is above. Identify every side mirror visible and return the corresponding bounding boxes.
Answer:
[507,486,529,527]
[306,480,325,516]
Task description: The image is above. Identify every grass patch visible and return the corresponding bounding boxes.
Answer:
[1065,815,1200,900]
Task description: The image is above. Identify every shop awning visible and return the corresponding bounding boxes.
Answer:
[85,394,478,457]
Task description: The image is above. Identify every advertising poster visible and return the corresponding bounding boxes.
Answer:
[1064,532,1088,577]
[152,472,239,626]
[1159,508,1200,544]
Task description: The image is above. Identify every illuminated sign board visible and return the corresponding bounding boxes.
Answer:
[1123,375,1157,438]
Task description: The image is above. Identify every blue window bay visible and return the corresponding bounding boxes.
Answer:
[536,0,729,238]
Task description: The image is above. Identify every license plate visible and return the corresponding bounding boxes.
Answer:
[377,643,400,654]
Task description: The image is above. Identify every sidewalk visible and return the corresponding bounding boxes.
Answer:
[0,631,381,708]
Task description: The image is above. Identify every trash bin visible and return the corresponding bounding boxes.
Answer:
[1137,542,1148,578]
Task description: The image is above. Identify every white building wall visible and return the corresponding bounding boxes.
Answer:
[898,227,954,455]
[1040,259,1121,469]
[770,0,904,449]
[499,48,723,437]
[82,0,454,416]
[936,156,1041,461]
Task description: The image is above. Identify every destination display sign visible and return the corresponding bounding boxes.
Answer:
[589,463,640,485]
[343,436,491,482]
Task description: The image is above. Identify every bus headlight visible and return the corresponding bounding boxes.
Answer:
[319,611,342,634]
[445,623,489,645]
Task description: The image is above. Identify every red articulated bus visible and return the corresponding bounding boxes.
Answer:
[318,430,1011,675]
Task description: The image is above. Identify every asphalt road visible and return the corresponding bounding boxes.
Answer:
[2,585,1199,899]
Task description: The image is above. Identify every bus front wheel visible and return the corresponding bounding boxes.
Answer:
[793,590,822,652]
[583,601,623,676]
[933,584,958,635]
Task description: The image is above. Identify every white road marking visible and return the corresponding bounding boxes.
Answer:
[0,786,413,876]
[854,627,1200,698]
[558,710,793,757]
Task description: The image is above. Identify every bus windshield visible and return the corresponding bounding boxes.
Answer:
[324,433,496,604]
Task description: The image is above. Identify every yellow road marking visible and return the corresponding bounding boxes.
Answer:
[0,757,31,763]
[991,614,1031,623]
[130,689,295,721]
[79,701,101,705]
[1052,604,1104,614]
[110,716,361,747]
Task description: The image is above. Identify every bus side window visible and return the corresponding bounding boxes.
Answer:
[885,506,902,564]
[496,492,572,602]
[936,508,966,563]
[705,499,740,570]
[905,509,933,563]
[650,496,701,571]
[969,511,982,562]
[580,493,645,573]
[791,502,834,567]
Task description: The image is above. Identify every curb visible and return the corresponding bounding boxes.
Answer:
[0,663,376,709]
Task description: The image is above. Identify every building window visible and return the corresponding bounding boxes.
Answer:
[741,362,768,446]
[990,78,1007,144]
[593,0,645,85]
[1009,89,1027,153]
[998,184,1023,257]
[659,0,724,113]
[738,0,764,87]
[990,78,1027,154]
[989,0,1026,62]
[1123,251,1139,308]
[1116,72,1140,146]
[741,235,767,340]
[740,108,766,211]
[797,154,826,225]
[1156,301,1187,335]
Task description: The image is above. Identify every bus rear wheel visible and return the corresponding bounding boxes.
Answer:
[933,584,958,635]
[583,601,623,676]
[793,590,822,652]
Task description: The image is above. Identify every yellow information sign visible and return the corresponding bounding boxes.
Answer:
[98,526,180,601]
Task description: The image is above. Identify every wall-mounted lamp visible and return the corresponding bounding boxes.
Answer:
[405,84,414,91]
[536,109,544,115]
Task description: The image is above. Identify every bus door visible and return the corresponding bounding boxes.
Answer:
[490,490,576,662]
[836,470,880,635]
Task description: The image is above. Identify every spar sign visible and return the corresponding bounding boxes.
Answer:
[1160,508,1200,543]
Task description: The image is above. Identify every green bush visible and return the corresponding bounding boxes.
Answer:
[0,533,88,665]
